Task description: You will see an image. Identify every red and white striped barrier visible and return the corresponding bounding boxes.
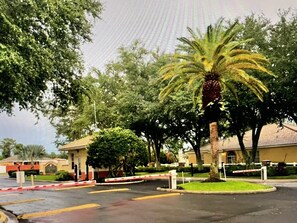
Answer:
[232,167,267,181]
[0,180,95,192]
[232,169,261,174]
[105,174,170,182]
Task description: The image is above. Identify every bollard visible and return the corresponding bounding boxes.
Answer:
[169,170,177,189]
[261,166,267,181]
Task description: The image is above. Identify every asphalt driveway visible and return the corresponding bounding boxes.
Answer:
[1,179,297,223]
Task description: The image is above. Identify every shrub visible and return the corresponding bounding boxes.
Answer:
[135,166,210,173]
[25,170,39,176]
[275,162,288,176]
[55,170,73,181]
[267,166,277,176]
[176,166,209,173]
[8,171,16,178]
[286,166,297,175]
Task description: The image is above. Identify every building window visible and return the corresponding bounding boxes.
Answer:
[227,151,236,164]
[71,153,75,169]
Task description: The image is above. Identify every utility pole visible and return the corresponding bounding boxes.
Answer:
[94,102,97,127]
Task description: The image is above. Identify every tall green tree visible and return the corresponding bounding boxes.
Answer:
[223,12,297,164]
[87,127,147,177]
[0,0,102,114]
[106,41,172,166]
[163,91,209,168]
[266,10,297,124]
[48,71,122,145]
[0,138,17,158]
[159,19,274,181]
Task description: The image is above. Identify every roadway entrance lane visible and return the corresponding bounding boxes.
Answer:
[1,179,297,223]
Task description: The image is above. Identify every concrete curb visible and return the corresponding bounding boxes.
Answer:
[0,209,18,223]
[156,186,277,195]
[0,210,8,223]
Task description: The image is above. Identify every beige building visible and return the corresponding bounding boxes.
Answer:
[59,135,95,180]
[0,155,68,174]
[186,123,297,165]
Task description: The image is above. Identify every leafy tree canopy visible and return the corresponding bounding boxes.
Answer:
[0,0,102,114]
[87,127,147,177]
[0,138,24,158]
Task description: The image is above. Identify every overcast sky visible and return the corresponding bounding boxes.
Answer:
[1,0,297,153]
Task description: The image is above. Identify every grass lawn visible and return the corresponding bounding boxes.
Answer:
[25,174,56,181]
[269,175,297,179]
[179,181,272,191]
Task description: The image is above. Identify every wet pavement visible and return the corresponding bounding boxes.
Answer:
[0,175,57,188]
[1,176,297,223]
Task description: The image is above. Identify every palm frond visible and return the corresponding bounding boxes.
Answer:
[158,18,274,104]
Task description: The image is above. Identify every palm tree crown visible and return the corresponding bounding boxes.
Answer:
[159,19,274,112]
[159,19,275,181]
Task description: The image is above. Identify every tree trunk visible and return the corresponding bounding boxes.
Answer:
[147,139,152,163]
[251,124,263,163]
[208,122,220,181]
[193,145,203,171]
[236,132,250,164]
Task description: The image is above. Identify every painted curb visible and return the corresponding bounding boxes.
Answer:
[0,180,96,192]
[0,211,8,223]
[156,186,277,195]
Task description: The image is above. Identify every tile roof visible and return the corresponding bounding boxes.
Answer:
[0,155,52,162]
[0,155,19,162]
[201,123,297,151]
[59,135,95,151]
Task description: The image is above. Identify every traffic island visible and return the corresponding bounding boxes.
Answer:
[157,181,277,195]
[157,187,277,194]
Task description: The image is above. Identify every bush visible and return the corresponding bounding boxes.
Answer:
[25,170,39,176]
[267,166,277,176]
[55,170,73,181]
[135,166,210,173]
[135,166,169,173]
[286,166,297,175]
[275,162,288,176]
[8,171,16,178]
[176,166,209,173]
[225,164,262,177]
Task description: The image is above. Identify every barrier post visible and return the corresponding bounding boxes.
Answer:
[169,170,177,189]
[16,171,25,187]
[182,171,184,184]
[261,166,267,181]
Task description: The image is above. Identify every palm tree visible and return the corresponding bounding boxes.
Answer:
[159,19,274,181]
[16,145,46,169]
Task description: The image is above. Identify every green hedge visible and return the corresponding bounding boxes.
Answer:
[225,164,297,177]
[8,170,40,178]
[135,166,209,173]
[55,170,73,181]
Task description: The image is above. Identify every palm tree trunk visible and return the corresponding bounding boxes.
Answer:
[209,122,220,181]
